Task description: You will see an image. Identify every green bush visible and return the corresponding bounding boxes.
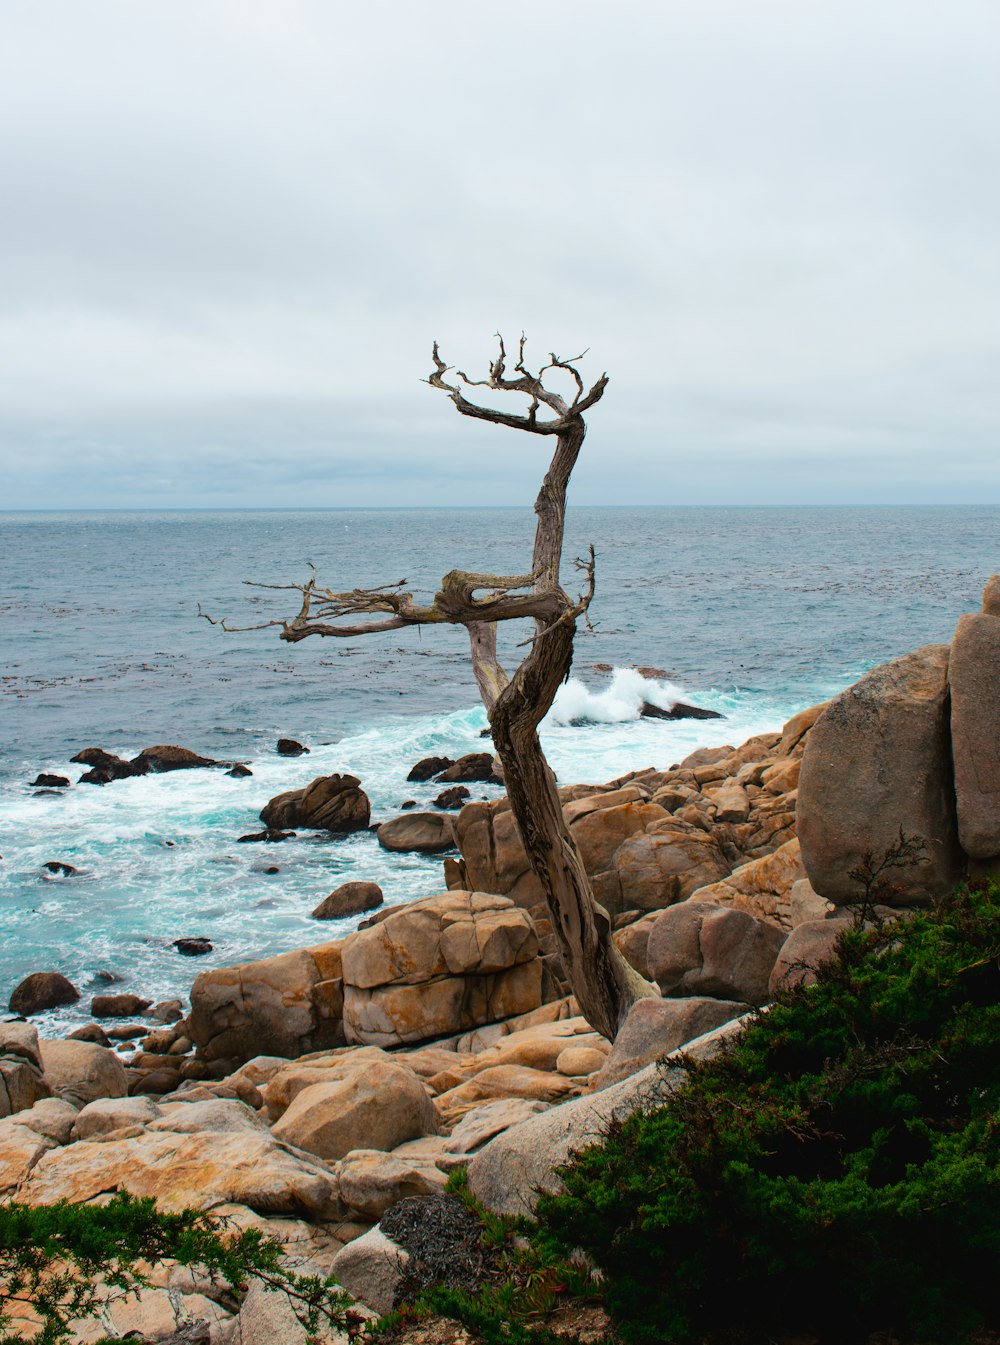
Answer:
[0,1193,352,1345]
[536,882,1000,1345]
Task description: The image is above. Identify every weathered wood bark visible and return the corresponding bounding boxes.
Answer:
[203,336,657,1040]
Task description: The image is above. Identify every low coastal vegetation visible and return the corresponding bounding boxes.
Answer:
[396,879,1000,1344]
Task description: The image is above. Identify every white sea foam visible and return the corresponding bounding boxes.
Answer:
[548,668,690,726]
[1,668,804,1029]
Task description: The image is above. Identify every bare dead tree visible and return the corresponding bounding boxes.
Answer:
[204,336,656,1039]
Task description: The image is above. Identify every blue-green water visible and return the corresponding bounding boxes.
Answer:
[2,506,997,1026]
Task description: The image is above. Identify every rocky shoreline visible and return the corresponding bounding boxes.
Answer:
[2,578,998,1341]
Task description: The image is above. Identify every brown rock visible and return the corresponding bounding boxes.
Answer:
[433,786,471,810]
[983,574,1000,616]
[276,738,309,756]
[776,702,829,756]
[311,881,384,921]
[435,753,499,784]
[407,756,454,782]
[613,825,732,911]
[260,773,370,833]
[768,917,851,995]
[687,839,807,929]
[38,1039,128,1107]
[270,1058,439,1161]
[338,1149,447,1219]
[555,1046,606,1077]
[133,745,218,772]
[612,911,660,980]
[187,941,344,1063]
[797,645,963,905]
[646,900,786,1005]
[9,972,80,1016]
[377,812,455,854]
[20,1129,341,1218]
[949,609,1000,859]
[90,994,153,1019]
[706,782,750,823]
[344,962,543,1049]
[593,996,749,1089]
[341,891,538,989]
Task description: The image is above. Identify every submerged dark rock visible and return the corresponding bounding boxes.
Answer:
[276,738,309,756]
[174,938,213,957]
[640,700,724,721]
[43,861,78,877]
[433,786,471,810]
[226,764,253,778]
[237,829,296,844]
[31,774,70,788]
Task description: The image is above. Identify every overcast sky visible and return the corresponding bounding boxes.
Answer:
[2,0,998,509]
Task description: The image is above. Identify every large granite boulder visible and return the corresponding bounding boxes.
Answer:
[270,1056,439,1161]
[38,1039,128,1108]
[646,901,786,1006]
[950,583,1000,862]
[686,839,807,929]
[260,773,370,833]
[311,880,384,921]
[8,971,80,1016]
[797,645,963,905]
[0,1023,50,1118]
[612,824,732,911]
[377,812,455,854]
[341,891,542,1047]
[592,996,750,1089]
[188,941,344,1063]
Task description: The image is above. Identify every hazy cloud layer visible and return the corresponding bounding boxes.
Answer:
[2,0,998,507]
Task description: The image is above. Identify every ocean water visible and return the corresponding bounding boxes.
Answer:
[2,506,997,1031]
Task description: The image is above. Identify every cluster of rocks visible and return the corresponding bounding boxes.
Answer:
[7,579,998,1340]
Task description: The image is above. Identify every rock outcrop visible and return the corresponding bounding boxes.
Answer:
[798,645,962,905]
[188,941,345,1063]
[950,587,1000,864]
[8,971,80,1015]
[646,901,786,1006]
[260,773,371,833]
[341,891,542,1048]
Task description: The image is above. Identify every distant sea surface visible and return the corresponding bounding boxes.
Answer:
[2,506,997,1027]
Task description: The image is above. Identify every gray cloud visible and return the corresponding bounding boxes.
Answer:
[1,0,998,507]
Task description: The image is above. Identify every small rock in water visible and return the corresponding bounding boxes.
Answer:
[400,799,418,810]
[9,971,80,1015]
[174,938,213,957]
[312,881,384,921]
[406,756,454,783]
[43,861,78,877]
[148,998,184,1021]
[237,828,296,843]
[31,774,69,788]
[434,786,471,810]
[226,763,253,778]
[91,993,153,1018]
[107,1024,147,1041]
[435,752,501,784]
[132,745,218,772]
[91,969,124,985]
[640,700,724,721]
[276,738,310,756]
[67,1023,112,1047]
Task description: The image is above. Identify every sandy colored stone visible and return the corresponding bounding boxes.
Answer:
[338,1148,448,1219]
[769,917,852,995]
[262,1046,393,1120]
[39,1038,127,1107]
[687,839,807,929]
[646,900,786,1005]
[467,1018,745,1216]
[377,812,455,854]
[760,757,801,794]
[0,1120,57,1194]
[329,1227,409,1317]
[706,782,751,823]
[613,826,732,911]
[789,877,835,925]
[71,1095,161,1141]
[21,1128,342,1217]
[270,1059,439,1161]
[16,1098,78,1145]
[343,960,543,1048]
[188,941,344,1063]
[433,1064,581,1120]
[612,911,660,980]
[950,610,1000,859]
[593,996,750,1089]
[797,645,962,905]
[443,1098,551,1154]
[777,702,829,756]
[570,801,670,875]
[555,1046,606,1077]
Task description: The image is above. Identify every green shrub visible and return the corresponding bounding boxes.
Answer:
[536,882,1000,1345]
[0,1193,352,1345]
